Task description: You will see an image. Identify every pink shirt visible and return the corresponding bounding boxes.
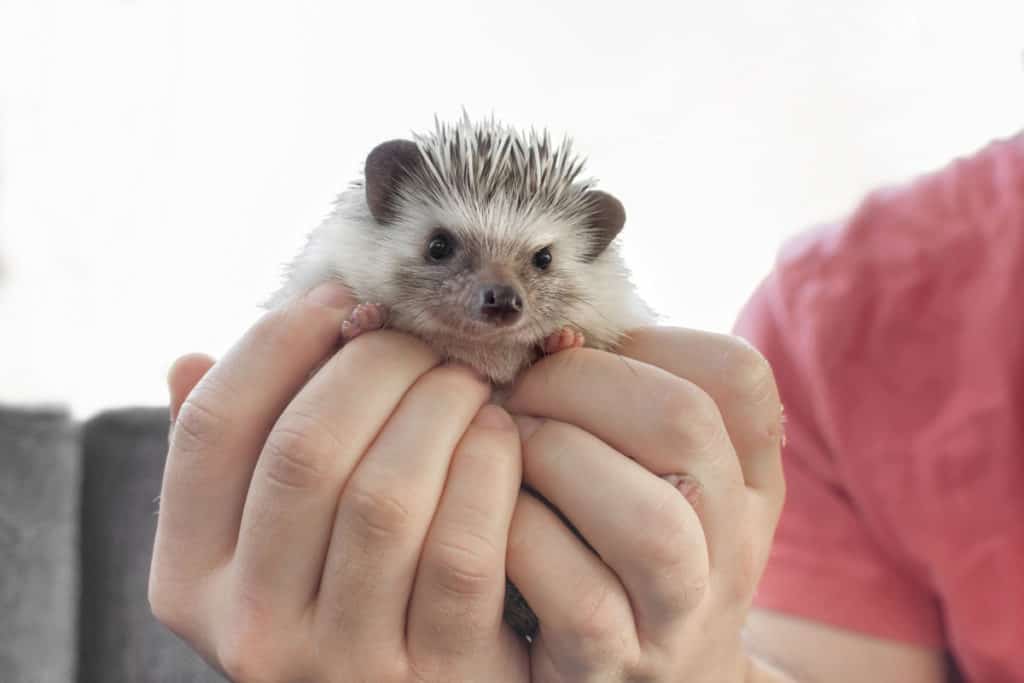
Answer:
[734,132,1024,681]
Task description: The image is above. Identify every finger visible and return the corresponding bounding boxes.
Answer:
[167,353,215,423]
[316,364,490,649]
[515,416,709,631]
[506,492,637,674]
[155,281,355,583]
[232,331,442,618]
[617,327,785,571]
[407,405,521,663]
[505,348,745,570]
[618,327,784,496]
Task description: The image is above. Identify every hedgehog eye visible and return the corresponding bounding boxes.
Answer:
[427,230,456,262]
[532,246,552,271]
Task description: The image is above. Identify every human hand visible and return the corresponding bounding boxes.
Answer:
[504,327,785,682]
[149,282,530,682]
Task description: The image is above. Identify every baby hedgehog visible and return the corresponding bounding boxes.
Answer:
[266,114,657,640]
[266,114,655,385]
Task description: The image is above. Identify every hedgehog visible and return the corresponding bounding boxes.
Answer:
[266,113,657,640]
[266,113,655,384]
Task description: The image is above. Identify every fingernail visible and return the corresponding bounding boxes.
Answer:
[305,281,352,309]
[513,415,544,440]
[473,404,515,430]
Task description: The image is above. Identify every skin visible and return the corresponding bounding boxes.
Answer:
[152,279,922,682]
[744,611,947,682]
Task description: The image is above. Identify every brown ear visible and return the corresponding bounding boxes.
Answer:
[581,190,625,260]
[365,139,423,224]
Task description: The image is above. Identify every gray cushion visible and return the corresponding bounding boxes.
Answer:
[0,406,80,683]
[0,405,225,683]
[78,408,224,683]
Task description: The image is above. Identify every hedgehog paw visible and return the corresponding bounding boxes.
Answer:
[543,327,585,355]
[662,473,702,508]
[341,303,388,342]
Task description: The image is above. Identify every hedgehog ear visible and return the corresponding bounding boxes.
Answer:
[581,190,625,261]
[365,139,423,224]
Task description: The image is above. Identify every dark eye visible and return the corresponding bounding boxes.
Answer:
[532,246,552,271]
[427,231,456,262]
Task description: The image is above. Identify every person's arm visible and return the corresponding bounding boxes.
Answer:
[745,610,946,683]
[731,261,950,683]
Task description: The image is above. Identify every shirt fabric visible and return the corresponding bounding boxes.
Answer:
[733,132,1024,682]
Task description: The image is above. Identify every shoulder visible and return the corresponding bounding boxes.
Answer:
[735,131,1024,486]
[741,132,1024,381]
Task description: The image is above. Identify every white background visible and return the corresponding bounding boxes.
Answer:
[1,0,1022,418]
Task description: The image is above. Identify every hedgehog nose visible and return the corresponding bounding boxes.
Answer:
[479,284,524,325]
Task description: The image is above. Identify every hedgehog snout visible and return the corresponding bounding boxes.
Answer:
[477,283,524,326]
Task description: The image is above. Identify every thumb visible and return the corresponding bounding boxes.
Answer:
[167,353,216,423]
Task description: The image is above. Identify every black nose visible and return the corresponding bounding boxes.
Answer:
[479,284,524,325]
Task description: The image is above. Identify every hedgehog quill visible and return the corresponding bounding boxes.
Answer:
[266,113,657,640]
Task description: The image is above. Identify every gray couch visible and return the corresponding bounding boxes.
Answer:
[1,405,226,683]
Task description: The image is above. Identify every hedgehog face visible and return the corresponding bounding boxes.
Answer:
[385,208,589,346]
[362,114,626,350]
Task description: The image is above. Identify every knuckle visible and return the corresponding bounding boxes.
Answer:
[216,614,286,683]
[260,416,336,492]
[218,643,281,683]
[426,534,500,600]
[630,488,711,614]
[344,484,413,541]
[147,582,192,639]
[566,582,630,653]
[633,488,693,569]
[720,339,787,451]
[720,336,779,406]
[215,584,313,683]
[625,653,670,683]
[172,391,230,455]
[659,381,726,457]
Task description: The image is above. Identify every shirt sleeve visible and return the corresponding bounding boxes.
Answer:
[733,259,945,649]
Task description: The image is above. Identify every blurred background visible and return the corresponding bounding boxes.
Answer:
[1,0,1022,419]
